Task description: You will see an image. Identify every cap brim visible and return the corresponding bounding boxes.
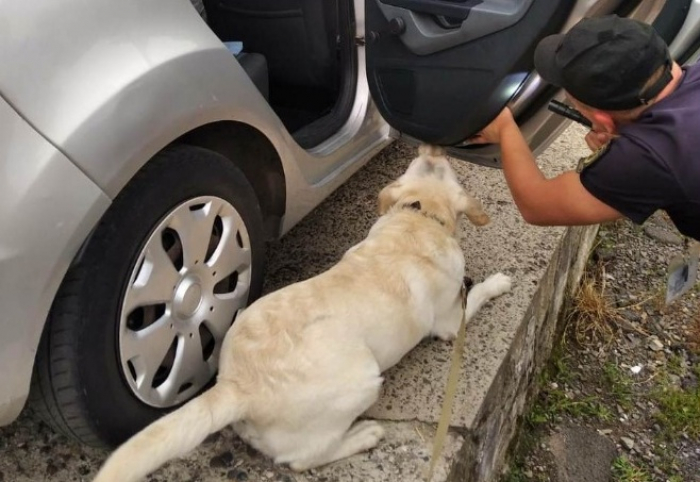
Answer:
[534,34,566,87]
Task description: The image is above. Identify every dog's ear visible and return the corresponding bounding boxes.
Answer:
[378,181,403,215]
[455,190,490,226]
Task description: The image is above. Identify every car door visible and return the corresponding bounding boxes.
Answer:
[365,0,576,148]
[365,0,592,167]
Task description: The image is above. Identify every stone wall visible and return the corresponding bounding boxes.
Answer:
[448,224,599,482]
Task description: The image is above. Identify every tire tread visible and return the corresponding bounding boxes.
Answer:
[28,145,265,447]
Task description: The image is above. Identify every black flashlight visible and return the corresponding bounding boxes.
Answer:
[548,100,593,128]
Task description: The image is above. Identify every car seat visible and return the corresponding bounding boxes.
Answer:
[202,0,339,89]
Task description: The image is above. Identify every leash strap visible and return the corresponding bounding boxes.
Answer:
[426,281,468,481]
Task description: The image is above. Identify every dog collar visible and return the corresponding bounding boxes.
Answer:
[400,201,447,227]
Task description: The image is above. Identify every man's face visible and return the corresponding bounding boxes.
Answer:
[566,94,597,122]
[565,93,621,134]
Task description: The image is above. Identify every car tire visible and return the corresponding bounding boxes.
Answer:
[29,145,266,447]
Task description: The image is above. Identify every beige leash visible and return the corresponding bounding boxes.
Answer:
[425,280,469,482]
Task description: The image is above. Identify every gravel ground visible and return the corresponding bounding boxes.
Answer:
[502,213,700,482]
[0,141,466,482]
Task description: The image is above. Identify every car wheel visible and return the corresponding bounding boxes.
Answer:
[29,145,266,446]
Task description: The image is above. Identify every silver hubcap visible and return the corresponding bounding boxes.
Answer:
[119,196,252,407]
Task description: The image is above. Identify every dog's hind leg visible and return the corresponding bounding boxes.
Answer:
[432,272,512,340]
[460,193,490,226]
[289,420,385,471]
[272,369,384,472]
[465,272,512,322]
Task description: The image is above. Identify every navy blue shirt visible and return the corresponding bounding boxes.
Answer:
[580,63,700,240]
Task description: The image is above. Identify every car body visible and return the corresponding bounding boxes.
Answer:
[1,0,699,445]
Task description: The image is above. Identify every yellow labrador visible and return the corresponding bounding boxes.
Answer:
[93,146,512,482]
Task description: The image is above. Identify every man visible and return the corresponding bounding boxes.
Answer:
[471,15,700,241]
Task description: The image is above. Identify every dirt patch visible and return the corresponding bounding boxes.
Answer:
[502,213,700,482]
[548,425,617,482]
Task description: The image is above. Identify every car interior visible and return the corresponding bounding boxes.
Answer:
[197,0,357,148]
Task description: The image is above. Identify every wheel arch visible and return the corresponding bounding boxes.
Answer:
[177,121,287,241]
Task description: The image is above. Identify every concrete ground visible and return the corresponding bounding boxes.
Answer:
[0,124,592,482]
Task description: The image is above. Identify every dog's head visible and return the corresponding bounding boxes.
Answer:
[378,145,489,232]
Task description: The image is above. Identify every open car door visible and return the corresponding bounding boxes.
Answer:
[365,0,577,164]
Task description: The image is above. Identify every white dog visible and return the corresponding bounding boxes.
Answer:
[93,146,512,482]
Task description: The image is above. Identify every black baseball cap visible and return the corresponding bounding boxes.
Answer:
[534,15,672,110]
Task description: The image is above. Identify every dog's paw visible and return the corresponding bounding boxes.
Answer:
[433,328,458,341]
[348,420,385,443]
[470,212,490,227]
[483,272,512,297]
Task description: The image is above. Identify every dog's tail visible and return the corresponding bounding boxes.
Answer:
[93,382,244,482]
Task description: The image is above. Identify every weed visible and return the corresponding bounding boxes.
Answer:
[539,349,576,386]
[529,383,613,425]
[602,362,634,410]
[667,354,685,377]
[502,466,527,482]
[566,263,622,345]
[651,448,685,481]
[611,456,653,482]
[653,384,700,440]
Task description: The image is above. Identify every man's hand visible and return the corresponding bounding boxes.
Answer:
[469,107,517,144]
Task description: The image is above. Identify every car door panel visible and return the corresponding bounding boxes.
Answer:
[366,0,575,145]
[376,0,535,55]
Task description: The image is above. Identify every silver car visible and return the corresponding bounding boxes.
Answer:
[1,0,699,447]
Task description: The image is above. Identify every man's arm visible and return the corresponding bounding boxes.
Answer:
[472,108,622,226]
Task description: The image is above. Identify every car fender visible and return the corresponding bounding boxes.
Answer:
[0,0,299,199]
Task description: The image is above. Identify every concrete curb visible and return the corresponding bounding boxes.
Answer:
[449,224,598,482]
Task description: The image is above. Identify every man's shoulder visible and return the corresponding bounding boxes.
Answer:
[576,142,611,173]
[578,133,666,183]
[684,62,700,80]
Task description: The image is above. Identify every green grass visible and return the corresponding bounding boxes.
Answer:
[611,457,653,482]
[551,354,576,385]
[602,362,634,410]
[649,360,700,441]
[528,380,613,425]
[653,448,686,482]
[501,467,527,482]
[667,354,686,377]
[653,385,700,440]
[526,347,617,425]
[502,466,548,482]
[534,391,612,423]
